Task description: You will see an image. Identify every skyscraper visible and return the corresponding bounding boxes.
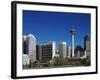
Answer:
[23,34,36,63]
[23,35,30,66]
[74,45,84,58]
[49,41,56,59]
[67,46,71,58]
[84,35,90,57]
[59,42,67,58]
[28,34,36,62]
[36,41,56,63]
[23,35,27,54]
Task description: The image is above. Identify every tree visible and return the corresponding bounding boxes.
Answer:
[80,58,90,66]
[52,56,60,66]
[59,57,68,65]
[52,56,68,66]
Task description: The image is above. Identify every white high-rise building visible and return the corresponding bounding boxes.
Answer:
[49,41,56,59]
[59,42,67,58]
[23,35,30,66]
[27,34,36,62]
[67,46,71,58]
[23,34,36,63]
[22,54,30,66]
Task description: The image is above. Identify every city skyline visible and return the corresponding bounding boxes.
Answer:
[23,10,91,47]
[23,34,91,68]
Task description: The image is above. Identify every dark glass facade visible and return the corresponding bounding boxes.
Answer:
[36,44,52,63]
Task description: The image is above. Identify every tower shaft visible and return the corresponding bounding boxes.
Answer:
[72,34,75,57]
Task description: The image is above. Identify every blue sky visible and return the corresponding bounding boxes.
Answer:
[23,10,91,48]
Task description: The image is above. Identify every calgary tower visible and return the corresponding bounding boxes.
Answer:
[70,29,76,58]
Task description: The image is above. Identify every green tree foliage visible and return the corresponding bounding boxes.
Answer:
[24,56,90,69]
[80,57,90,66]
[52,56,68,66]
[52,56,60,66]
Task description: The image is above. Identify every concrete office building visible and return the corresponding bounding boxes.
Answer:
[22,54,30,66]
[84,35,91,57]
[23,35,28,54]
[27,34,36,62]
[23,35,30,65]
[67,46,71,58]
[49,41,56,59]
[74,50,81,59]
[59,42,67,58]
[36,41,56,63]
[80,51,87,59]
[36,45,42,62]
[74,45,84,58]
[23,34,36,63]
